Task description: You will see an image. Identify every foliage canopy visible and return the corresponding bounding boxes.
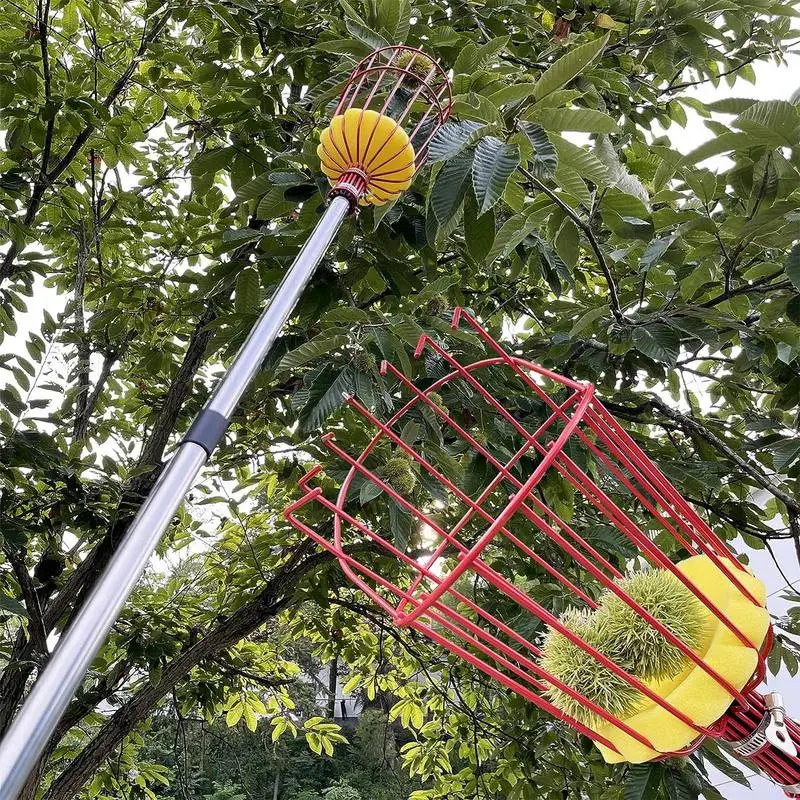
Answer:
[0,0,799,798]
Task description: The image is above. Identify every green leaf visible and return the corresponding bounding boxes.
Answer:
[472,137,521,215]
[550,134,608,185]
[298,366,355,432]
[431,151,473,226]
[226,703,243,727]
[554,166,590,206]
[700,743,751,787]
[533,34,609,101]
[0,595,28,618]
[632,324,681,365]
[683,131,752,164]
[452,92,501,124]
[625,763,659,800]
[191,147,235,177]
[519,122,558,180]
[277,334,350,374]
[464,194,495,264]
[243,703,258,732]
[769,438,800,471]
[531,107,619,134]
[569,305,606,337]
[374,0,410,39]
[427,121,490,163]
[640,234,676,271]
[705,97,757,114]
[234,267,260,315]
[486,207,540,266]
[554,217,580,268]
[235,173,272,201]
[345,18,389,50]
[486,83,538,107]
[734,100,800,146]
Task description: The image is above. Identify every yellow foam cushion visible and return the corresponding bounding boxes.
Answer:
[592,555,769,763]
[317,108,416,206]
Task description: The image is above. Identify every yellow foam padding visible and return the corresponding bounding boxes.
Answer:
[317,108,416,206]
[592,555,769,764]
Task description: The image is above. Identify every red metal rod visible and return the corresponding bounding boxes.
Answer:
[317,431,716,741]
[285,494,629,751]
[380,361,622,582]
[343,395,597,607]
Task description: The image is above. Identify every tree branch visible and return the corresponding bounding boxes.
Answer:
[41,540,329,800]
[521,167,625,323]
[71,226,91,439]
[0,8,172,286]
[3,548,48,656]
[647,397,800,515]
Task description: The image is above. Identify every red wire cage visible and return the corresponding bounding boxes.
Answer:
[285,309,800,795]
[318,45,452,208]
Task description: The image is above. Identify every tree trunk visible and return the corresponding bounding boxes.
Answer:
[326,652,338,720]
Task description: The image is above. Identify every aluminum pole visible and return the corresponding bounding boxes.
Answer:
[0,195,351,797]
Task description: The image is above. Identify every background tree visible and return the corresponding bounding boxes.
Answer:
[0,0,798,798]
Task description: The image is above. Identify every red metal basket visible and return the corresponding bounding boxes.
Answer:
[319,45,452,207]
[285,308,800,794]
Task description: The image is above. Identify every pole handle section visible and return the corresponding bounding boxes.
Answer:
[719,689,800,797]
[0,195,351,799]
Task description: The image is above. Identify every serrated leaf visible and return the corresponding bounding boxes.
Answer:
[550,134,608,185]
[700,743,751,787]
[705,97,757,114]
[226,703,243,727]
[452,92,501,124]
[554,217,580,268]
[640,234,676,271]
[531,107,619,134]
[464,193,495,264]
[431,151,473,225]
[234,267,260,315]
[427,121,489,163]
[519,122,558,180]
[360,479,383,504]
[375,0,410,39]
[277,334,350,374]
[345,18,389,50]
[298,366,355,432]
[256,186,296,220]
[486,82,538,107]
[533,34,609,101]
[236,173,272,201]
[554,166,590,206]
[624,763,658,800]
[243,703,258,732]
[632,324,681,365]
[472,136,520,215]
[769,438,800,471]
[486,207,540,266]
[734,99,800,146]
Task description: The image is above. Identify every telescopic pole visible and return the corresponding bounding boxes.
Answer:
[0,42,452,796]
[0,195,350,798]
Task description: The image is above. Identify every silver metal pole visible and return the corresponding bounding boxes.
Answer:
[0,195,351,797]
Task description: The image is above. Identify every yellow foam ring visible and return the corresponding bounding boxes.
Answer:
[317,108,416,206]
[591,555,769,764]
